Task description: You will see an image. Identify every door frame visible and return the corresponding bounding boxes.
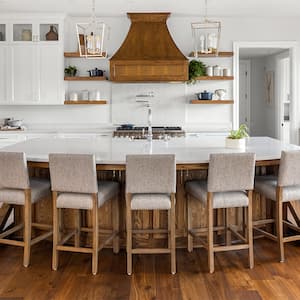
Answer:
[239,59,251,132]
[233,41,298,144]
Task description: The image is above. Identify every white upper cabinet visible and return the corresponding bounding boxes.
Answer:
[0,15,64,105]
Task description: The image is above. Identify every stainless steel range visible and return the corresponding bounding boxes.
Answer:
[113,126,185,139]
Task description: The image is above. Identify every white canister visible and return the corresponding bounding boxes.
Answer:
[81,90,89,100]
[69,91,78,101]
[206,66,213,77]
[223,68,231,77]
[89,90,101,100]
[213,65,221,76]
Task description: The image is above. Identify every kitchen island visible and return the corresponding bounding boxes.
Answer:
[1,135,299,249]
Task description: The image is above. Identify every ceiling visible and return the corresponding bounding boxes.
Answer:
[0,0,300,17]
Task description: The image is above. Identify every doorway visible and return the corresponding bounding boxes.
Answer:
[233,42,298,144]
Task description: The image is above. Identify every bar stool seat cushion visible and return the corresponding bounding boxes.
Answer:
[255,176,300,202]
[130,193,171,210]
[0,178,50,205]
[185,180,249,209]
[56,181,119,210]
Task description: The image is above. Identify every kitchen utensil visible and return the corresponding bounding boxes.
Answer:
[215,89,227,100]
[7,119,23,127]
[195,91,213,100]
[87,68,104,77]
[120,124,134,129]
[4,118,12,126]
[45,25,58,41]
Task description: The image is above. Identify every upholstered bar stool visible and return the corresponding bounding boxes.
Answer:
[185,153,256,273]
[255,150,300,262]
[49,153,119,275]
[0,152,52,267]
[126,154,176,275]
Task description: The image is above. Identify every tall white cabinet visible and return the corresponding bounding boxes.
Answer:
[0,15,64,105]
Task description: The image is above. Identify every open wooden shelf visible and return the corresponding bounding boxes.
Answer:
[64,100,107,105]
[194,76,234,81]
[64,52,107,58]
[64,76,107,81]
[191,100,234,104]
[189,51,233,58]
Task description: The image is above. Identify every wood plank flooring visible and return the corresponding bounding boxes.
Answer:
[1,238,300,299]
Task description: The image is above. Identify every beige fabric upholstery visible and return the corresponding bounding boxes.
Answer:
[49,153,98,194]
[56,181,119,209]
[126,154,176,194]
[0,152,29,189]
[278,150,300,186]
[186,180,249,208]
[208,153,256,192]
[255,176,300,202]
[0,178,50,205]
[131,194,171,210]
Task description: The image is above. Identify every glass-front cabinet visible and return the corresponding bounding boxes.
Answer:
[0,24,6,42]
[11,22,60,43]
[0,15,64,105]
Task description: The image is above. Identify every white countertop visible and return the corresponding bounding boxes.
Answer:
[0,136,299,164]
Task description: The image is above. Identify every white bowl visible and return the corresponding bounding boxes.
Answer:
[7,119,23,127]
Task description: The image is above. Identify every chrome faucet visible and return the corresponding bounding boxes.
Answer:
[135,91,154,142]
[147,104,152,142]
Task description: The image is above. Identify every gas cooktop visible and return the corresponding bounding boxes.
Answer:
[113,126,185,139]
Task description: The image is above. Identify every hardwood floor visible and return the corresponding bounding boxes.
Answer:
[1,239,300,299]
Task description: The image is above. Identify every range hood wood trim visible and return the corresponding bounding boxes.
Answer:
[110,12,188,82]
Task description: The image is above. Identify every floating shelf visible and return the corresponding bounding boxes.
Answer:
[188,51,233,58]
[191,100,234,104]
[64,52,107,58]
[64,76,106,81]
[194,76,234,81]
[64,100,107,105]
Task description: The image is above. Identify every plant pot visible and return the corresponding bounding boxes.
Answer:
[225,137,246,149]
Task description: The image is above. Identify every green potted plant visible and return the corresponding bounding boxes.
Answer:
[188,60,206,84]
[225,124,249,149]
[64,65,77,77]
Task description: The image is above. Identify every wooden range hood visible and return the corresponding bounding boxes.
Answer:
[110,13,188,82]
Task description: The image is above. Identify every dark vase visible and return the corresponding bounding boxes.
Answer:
[46,25,58,41]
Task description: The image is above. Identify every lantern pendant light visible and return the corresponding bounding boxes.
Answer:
[76,0,108,58]
[191,0,221,57]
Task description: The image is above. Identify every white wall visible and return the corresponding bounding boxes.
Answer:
[0,15,299,131]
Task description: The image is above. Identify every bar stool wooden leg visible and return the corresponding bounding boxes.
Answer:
[52,191,59,271]
[170,193,176,275]
[112,193,120,254]
[74,209,81,247]
[23,189,31,268]
[276,187,284,263]
[207,192,214,273]
[247,191,254,269]
[92,194,99,275]
[126,193,132,275]
[225,208,231,246]
[187,194,193,252]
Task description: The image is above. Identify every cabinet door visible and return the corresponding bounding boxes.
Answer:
[11,45,38,103]
[38,45,63,104]
[0,46,9,103]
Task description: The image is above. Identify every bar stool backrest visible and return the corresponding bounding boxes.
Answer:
[49,153,98,194]
[126,154,176,194]
[207,153,256,193]
[278,150,300,187]
[0,152,29,189]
